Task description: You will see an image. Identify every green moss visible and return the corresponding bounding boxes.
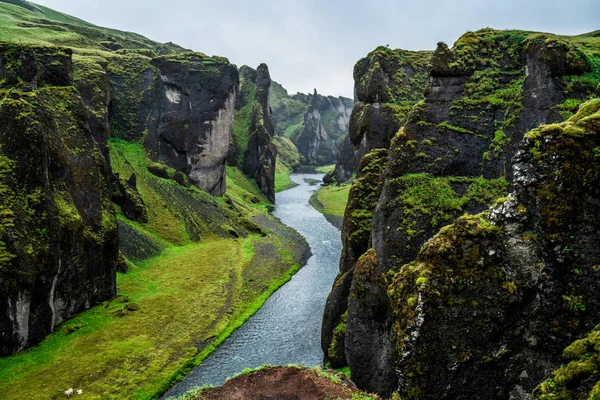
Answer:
[343,148,389,255]
[534,330,600,399]
[437,121,487,139]
[386,173,508,256]
[0,152,15,269]
[355,47,432,104]
[328,311,348,363]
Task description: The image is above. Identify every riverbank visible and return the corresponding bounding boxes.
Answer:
[163,173,343,398]
[308,183,351,230]
[0,144,309,400]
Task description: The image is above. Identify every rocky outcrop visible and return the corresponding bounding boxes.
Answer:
[324,29,597,398]
[325,29,600,396]
[373,29,596,283]
[332,134,354,183]
[387,99,600,398]
[108,52,238,196]
[322,148,388,368]
[242,64,277,203]
[329,46,431,183]
[0,44,118,355]
[294,90,353,165]
[321,47,431,367]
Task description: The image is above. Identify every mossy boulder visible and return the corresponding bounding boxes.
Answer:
[111,173,148,223]
[534,328,600,399]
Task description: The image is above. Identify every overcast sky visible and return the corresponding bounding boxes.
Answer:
[33,0,600,98]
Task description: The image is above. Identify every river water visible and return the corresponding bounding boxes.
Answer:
[163,173,342,398]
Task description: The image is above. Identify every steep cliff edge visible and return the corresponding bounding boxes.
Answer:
[386,98,600,398]
[328,29,600,397]
[0,44,118,356]
[331,46,431,183]
[108,52,238,196]
[322,46,431,367]
[232,64,277,203]
[293,89,353,165]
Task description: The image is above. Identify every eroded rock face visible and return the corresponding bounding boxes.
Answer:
[322,148,388,368]
[325,29,600,396]
[243,64,277,203]
[108,53,238,196]
[0,44,118,356]
[321,47,431,366]
[330,47,431,183]
[294,90,353,166]
[389,99,600,399]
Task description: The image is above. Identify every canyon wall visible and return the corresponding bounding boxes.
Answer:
[325,29,600,397]
[0,44,118,355]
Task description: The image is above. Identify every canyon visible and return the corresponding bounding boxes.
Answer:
[0,1,600,399]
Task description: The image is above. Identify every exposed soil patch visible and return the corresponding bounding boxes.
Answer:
[193,366,377,400]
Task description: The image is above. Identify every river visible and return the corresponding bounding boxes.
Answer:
[163,173,343,398]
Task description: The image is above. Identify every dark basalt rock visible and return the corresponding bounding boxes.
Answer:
[0,43,73,90]
[330,47,430,184]
[345,250,396,396]
[332,134,354,183]
[294,90,353,166]
[322,46,430,366]
[242,64,277,203]
[108,52,238,196]
[321,148,388,368]
[388,99,600,399]
[327,29,600,396]
[0,44,118,356]
[111,173,148,223]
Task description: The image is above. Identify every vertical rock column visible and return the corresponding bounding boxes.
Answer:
[243,63,277,203]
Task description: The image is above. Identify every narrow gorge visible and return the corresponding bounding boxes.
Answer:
[0,1,599,399]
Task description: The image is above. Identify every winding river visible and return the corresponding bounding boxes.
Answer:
[163,173,343,398]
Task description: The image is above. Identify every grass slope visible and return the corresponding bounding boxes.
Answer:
[0,140,305,400]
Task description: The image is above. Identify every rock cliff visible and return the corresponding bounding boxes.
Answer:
[325,29,600,397]
[293,89,353,165]
[0,44,118,355]
[108,52,238,196]
[331,46,431,183]
[322,46,431,367]
[242,64,277,203]
[387,99,600,398]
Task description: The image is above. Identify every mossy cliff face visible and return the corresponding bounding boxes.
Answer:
[321,148,388,368]
[373,30,599,275]
[332,46,431,183]
[293,89,353,166]
[324,29,600,396]
[108,52,238,196]
[387,99,600,398]
[534,327,600,399]
[0,44,118,356]
[240,64,277,203]
[321,46,431,372]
